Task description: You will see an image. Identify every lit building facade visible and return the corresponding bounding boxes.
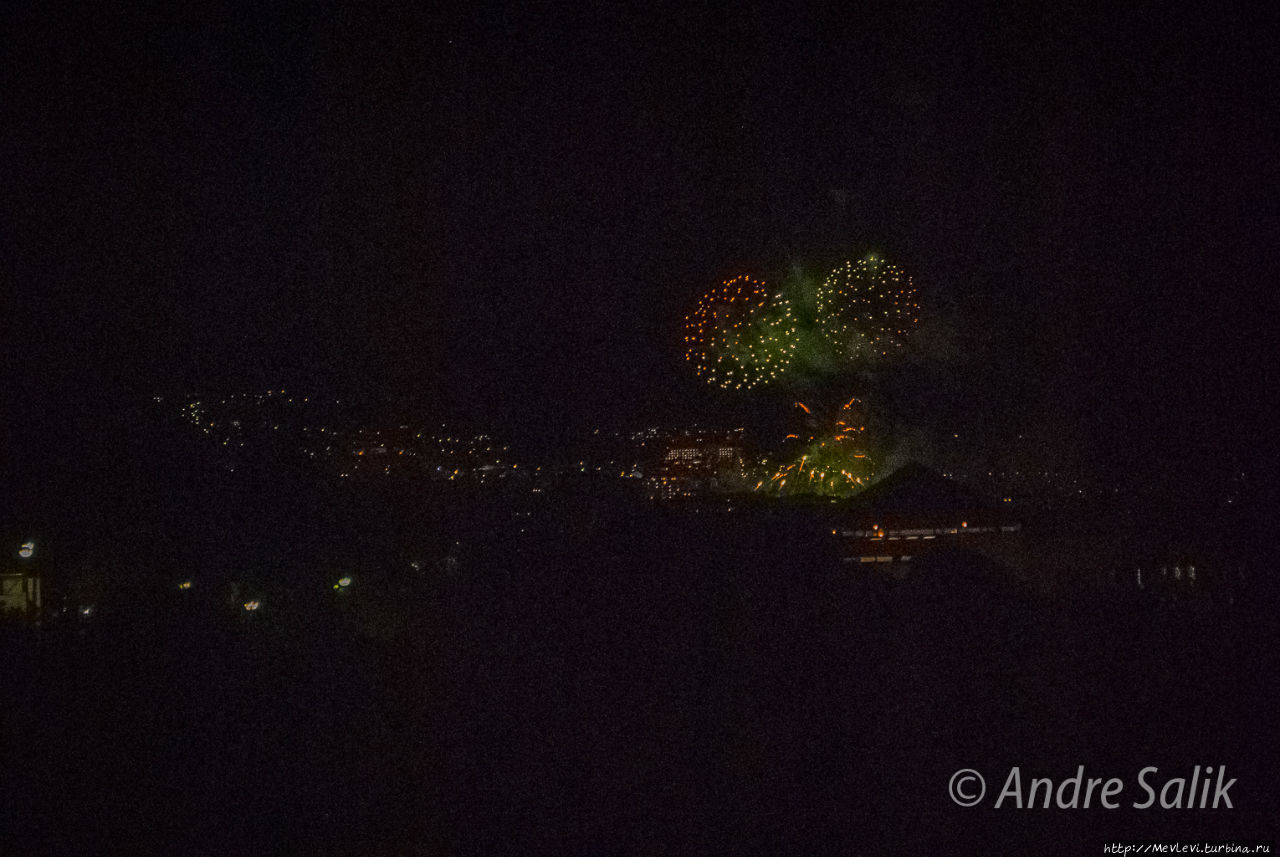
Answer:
[649,430,745,500]
[834,464,1020,576]
[2,539,43,622]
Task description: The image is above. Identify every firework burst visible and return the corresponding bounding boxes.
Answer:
[683,275,797,390]
[816,256,920,359]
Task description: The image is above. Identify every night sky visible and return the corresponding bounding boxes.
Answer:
[6,2,1274,498]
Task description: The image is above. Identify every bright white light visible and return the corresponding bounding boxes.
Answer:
[337,576,352,588]
[243,600,261,611]
[18,541,35,559]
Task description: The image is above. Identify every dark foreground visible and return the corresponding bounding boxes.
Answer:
[4,508,1276,856]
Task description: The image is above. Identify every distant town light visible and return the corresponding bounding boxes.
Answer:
[178,580,193,590]
[18,540,35,559]
[243,600,261,611]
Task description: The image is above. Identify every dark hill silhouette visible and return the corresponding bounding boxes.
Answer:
[850,462,999,517]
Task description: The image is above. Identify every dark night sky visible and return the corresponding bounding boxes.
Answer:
[6,2,1275,497]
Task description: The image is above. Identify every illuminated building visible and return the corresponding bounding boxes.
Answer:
[2,540,43,622]
[649,430,745,500]
[834,465,1238,600]
[0,572,42,619]
[834,464,1019,575]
